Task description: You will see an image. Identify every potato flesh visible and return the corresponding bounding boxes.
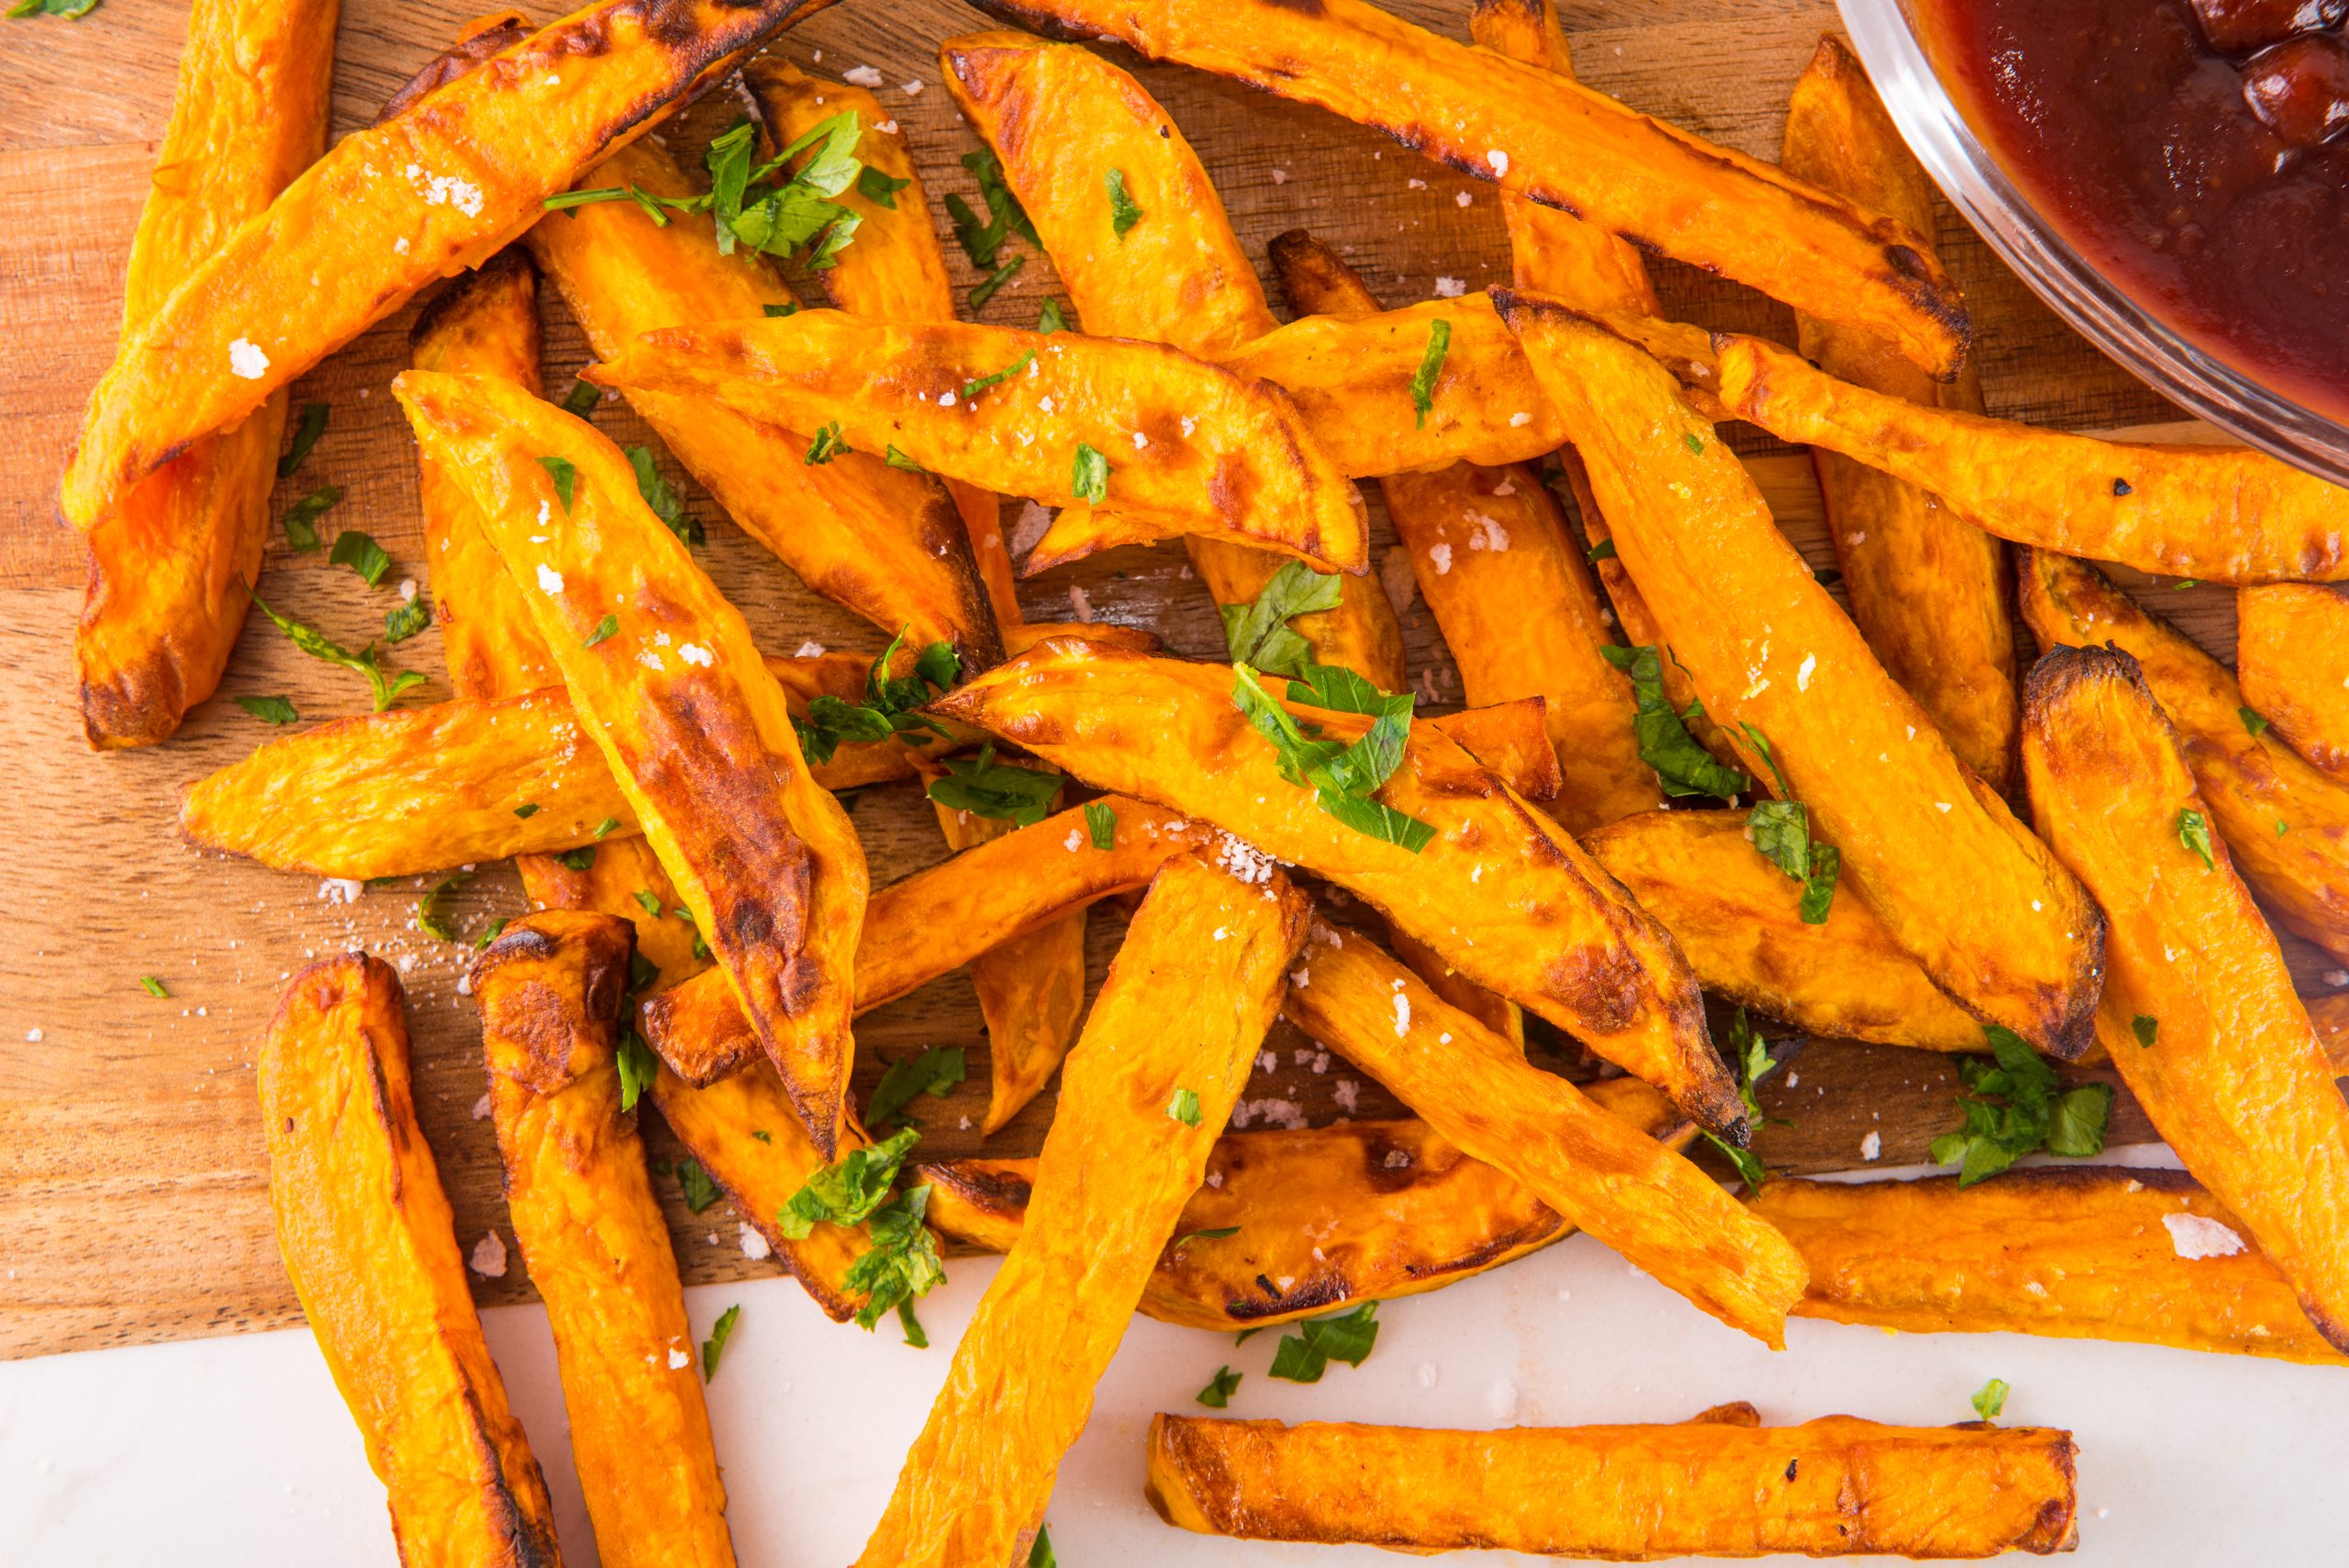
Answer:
[2238,583,2349,779]
[473,914,737,1567]
[2019,549,2349,962]
[258,955,563,1566]
[1145,1413,2078,1557]
[58,0,823,531]
[395,369,867,1156]
[854,857,1309,1568]
[1501,298,2104,1058]
[2021,643,2349,1352]
[1782,37,2020,795]
[77,0,338,748]
[926,640,1741,1134]
[1754,1167,2348,1365]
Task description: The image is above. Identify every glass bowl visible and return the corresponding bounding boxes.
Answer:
[1836,0,2349,485]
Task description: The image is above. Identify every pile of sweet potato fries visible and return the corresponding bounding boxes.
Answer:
[62,0,2349,1558]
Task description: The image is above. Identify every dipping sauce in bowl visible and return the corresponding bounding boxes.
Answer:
[1926,0,2349,423]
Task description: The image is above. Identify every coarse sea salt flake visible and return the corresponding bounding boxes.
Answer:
[536,563,564,595]
[843,64,885,86]
[228,339,270,380]
[2165,1212,2247,1260]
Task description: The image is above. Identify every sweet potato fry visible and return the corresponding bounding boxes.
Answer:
[1714,332,2349,584]
[640,796,1218,1084]
[2238,583,2349,778]
[1271,229,1656,831]
[526,140,1000,669]
[1145,1413,2078,1557]
[1783,37,2020,793]
[58,0,829,532]
[926,640,1739,1134]
[75,0,338,748]
[940,30,1404,684]
[1585,810,1986,1051]
[1499,294,2104,1058]
[258,955,563,1566]
[976,0,1970,376]
[179,658,911,881]
[395,371,867,1155]
[2018,548,2349,960]
[473,915,737,1567]
[589,312,1369,574]
[740,59,1019,628]
[855,856,1310,1568]
[918,1078,1688,1329]
[1284,921,1805,1344]
[2022,643,2349,1351]
[1754,1166,2348,1365]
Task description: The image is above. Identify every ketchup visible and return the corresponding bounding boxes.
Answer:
[1928,0,2349,423]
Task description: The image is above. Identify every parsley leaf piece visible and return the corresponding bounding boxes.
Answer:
[2240,706,2271,737]
[700,1304,740,1382]
[537,455,577,512]
[514,803,540,819]
[677,1157,722,1214]
[383,598,430,644]
[1106,166,1144,236]
[1038,298,1070,334]
[1197,1366,1242,1407]
[947,147,1037,268]
[139,975,168,998]
[1171,1225,1240,1252]
[555,846,596,872]
[793,628,960,763]
[1230,664,1434,852]
[625,445,701,547]
[417,873,471,942]
[763,301,800,318]
[2177,807,2217,870]
[867,1047,968,1129]
[247,591,428,712]
[632,888,663,918]
[1701,1007,1781,1187]
[8,0,102,23]
[280,484,342,550]
[795,695,896,763]
[2132,1014,2159,1048]
[562,380,602,417]
[1703,1130,1766,1192]
[328,529,392,587]
[1598,644,1751,800]
[1739,722,1839,923]
[896,1298,930,1348]
[278,402,329,478]
[1972,1377,2009,1420]
[583,613,618,648]
[856,164,910,208]
[235,695,299,725]
[1029,1526,1056,1568]
[1219,560,1343,682]
[1071,441,1110,503]
[751,1129,774,1143]
[474,917,510,951]
[1930,1026,2110,1185]
[969,253,1025,308]
[963,350,1037,402]
[928,744,1063,826]
[885,445,927,473]
[844,1183,948,1330]
[1408,318,1452,428]
[805,422,852,465]
[593,817,621,840]
[1085,800,1118,850]
[1168,1087,1202,1126]
[777,1127,923,1239]
[2046,1083,2115,1157]
[1682,431,1706,454]
[1267,1302,1379,1383]
[616,1031,659,1112]
[1586,538,1618,563]
[1798,843,1842,924]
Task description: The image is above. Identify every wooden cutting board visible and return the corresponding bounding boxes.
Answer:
[0,0,2290,1362]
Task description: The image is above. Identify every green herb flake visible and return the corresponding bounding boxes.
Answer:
[1171,1225,1240,1253]
[247,590,428,712]
[1220,560,1343,683]
[1738,723,1838,923]
[1597,643,1750,800]
[751,1129,773,1143]
[278,403,330,478]
[763,301,800,318]
[1230,664,1434,852]
[1972,1377,2009,1421]
[1682,431,1706,454]
[383,598,430,644]
[2177,807,2217,870]
[417,873,472,942]
[328,529,393,587]
[1107,167,1144,237]
[700,1304,740,1382]
[235,695,299,725]
[846,1187,948,1332]
[866,1046,968,1129]
[555,846,597,872]
[626,445,701,547]
[1071,441,1110,504]
[1930,1026,2112,1185]
[969,252,1026,309]
[279,484,343,550]
[677,1157,722,1214]
[514,803,540,819]
[1196,1365,1242,1407]
[593,817,621,840]
[856,164,911,209]
[777,1127,922,1239]
[583,613,619,648]
[1586,538,1618,563]
[562,381,602,417]
[473,917,510,951]
[963,350,1037,402]
[139,975,168,998]
[885,445,928,473]
[793,628,960,764]
[2132,1014,2159,1048]
[1408,318,1452,428]
[805,422,852,465]
[896,1298,929,1349]
[1267,1302,1379,1384]
[946,147,1039,270]
[1167,1087,1202,1127]
[928,744,1063,827]
[1038,298,1070,334]
[1028,1525,1056,1568]
[2240,706,2271,738]
[632,889,663,918]
[1084,801,1118,850]
[537,454,578,512]
[616,1031,659,1113]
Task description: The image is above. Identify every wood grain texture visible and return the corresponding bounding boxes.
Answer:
[0,0,2303,1361]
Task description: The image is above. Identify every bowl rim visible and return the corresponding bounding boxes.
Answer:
[1835,0,2349,485]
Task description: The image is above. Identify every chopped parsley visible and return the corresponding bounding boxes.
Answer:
[234,695,299,725]
[537,454,577,512]
[1682,431,1706,455]
[1267,1302,1379,1383]
[763,301,800,318]
[279,484,342,550]
[555,846,596,872]
[805,422,852,464]
[383,598,430,644]
[139,975,168,998]
[1038,298,1070,334]
[8,0,103,17]
[1598,644,1749,800]
[929,744,1064,826]
[792,628,960,763]
[945,147,1038,270]
[1231,664,1433,851]
[885,445,927,473]
[1929,1026,2112,1185]
[866,1046,967,1129]
[1700,1007,1780,1188]
[1220,560,1343,683]
[474,917,510,951]
[632,888,663,918]
[778,1128,950,1335]
[417,873,471,942]
[1084,800,1118,850]
[962,350,1036,402]
[1028,1526,1056,1568]
[969,253,1025,308]
[1739,723,1839,923]
[1586,538,1618,563]
[677,1157,722,1214]
[2240,706,2271,737]
[1971,1377,2009,1420]
[1171,1224,1240,1253]
[616,1030,660,1112]
[583,614,618,648]
[1071,441,1110,504]
[700,1304,740,1381]
[513,802,540,818]
[562,380,601,417]
[1408,318,1452,428]
[778,1126,921,1237]
[1196,1366,1242,1407]
[1167,1087,1202,1126]
[1107,167,1144,237]
[593,817,621,840]
[553,114,869,270]
[278,402,329,477]
[856,165,910,208]
[2132,1014,2159,1048]
[247,590,427,712]
[627,445,700,546]
[2177,807,2216,870]
[328,529,392,587]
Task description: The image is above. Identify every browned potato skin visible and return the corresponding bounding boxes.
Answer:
[1783,37,2020,795]
[59,0,830,532]
[940,29,1404,684]
[2238,583,2349,778]
[927,640,1741,1136]
[640,796,1220,1085]
[527,140,1000,671]
[2022,643,2349,1352]
[1271,229,1656,831]
[742,60,1020,630]
[921,1078,1688,1329]
[1586,810,1987,1051]
[1715,332,2349,584]
[1500,295,2105,1060]
[1755,1167,2348,1365]
[258,956,563,1567]
[473,915,736,1568]
[395,371,867,1157]
[855,857,1310,1568]
[2019,548,2349,961]
[1145,1414,2078,1558]
[178,659,913,881]
[590,312,1370,574]
[1283,921,1806,1347]
[978,0,1970,377]
[76,0,338,748]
